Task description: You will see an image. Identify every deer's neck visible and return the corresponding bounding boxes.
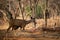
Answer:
[26,20,32,24]
[9,19,14,25]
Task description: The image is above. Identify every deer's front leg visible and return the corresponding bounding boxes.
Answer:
[20,26,22,30]
[12,26,14,31]
[22,26,25,30]
[7,26,12,32]
[21,25,25,30]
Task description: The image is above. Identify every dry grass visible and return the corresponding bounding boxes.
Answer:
[0,16,60,40]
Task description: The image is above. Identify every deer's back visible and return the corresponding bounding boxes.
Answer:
[10,19,27,26]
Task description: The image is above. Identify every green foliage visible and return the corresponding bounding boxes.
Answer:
[25,6,31,12]
[42,4,45,10]
[25,5,44,18]
[25,6,31,17]
[36,6,44,18]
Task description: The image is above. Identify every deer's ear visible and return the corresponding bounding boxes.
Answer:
[30,17,35,19]
[31,17,33,19]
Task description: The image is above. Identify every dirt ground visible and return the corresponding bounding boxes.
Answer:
[0,28,60,40]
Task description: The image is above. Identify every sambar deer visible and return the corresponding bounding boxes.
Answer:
[7,17,36,32]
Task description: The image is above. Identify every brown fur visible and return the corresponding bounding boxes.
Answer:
[7,18,34,32]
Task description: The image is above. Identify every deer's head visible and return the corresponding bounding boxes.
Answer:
[30,17,37,27]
